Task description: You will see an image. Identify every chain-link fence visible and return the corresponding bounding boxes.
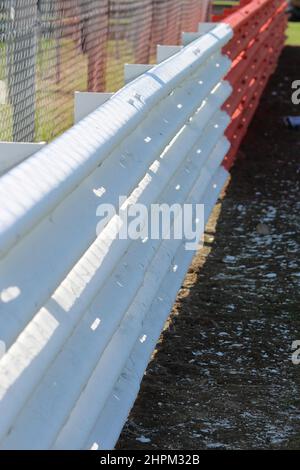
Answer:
[0,1,210,143]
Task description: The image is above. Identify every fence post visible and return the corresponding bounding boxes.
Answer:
[6,0,38,141]
[79,0,109,92]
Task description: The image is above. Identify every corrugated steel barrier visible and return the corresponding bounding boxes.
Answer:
[214,0,288,169]
[0,22,232,450]
[0,0,287,451]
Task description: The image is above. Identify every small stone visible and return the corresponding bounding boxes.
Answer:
[256,223,270,235]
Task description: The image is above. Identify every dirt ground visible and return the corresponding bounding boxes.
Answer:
[117,45,300,450]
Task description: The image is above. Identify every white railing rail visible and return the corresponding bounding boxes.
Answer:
[0,23,232,449]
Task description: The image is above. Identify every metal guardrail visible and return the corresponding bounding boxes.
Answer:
[213,0,288,169]
[0,22,232,450]
[0,0,288,449]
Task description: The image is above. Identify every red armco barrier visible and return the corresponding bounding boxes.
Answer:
[213,0,288,170]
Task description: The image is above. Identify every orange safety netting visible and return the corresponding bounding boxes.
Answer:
[0,0,210,143]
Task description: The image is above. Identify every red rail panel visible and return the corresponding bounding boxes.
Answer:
[214,0,288,169]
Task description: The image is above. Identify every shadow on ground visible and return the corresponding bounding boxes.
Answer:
[117,46,300,450]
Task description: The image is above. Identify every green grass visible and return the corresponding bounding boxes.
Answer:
[0,37,89,142]
[0,37,136,141]
[105,39,135,92]
[213,1,238,5]
[286,21,300,46]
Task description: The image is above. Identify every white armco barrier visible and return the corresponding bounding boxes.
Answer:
[0,23,232,450]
